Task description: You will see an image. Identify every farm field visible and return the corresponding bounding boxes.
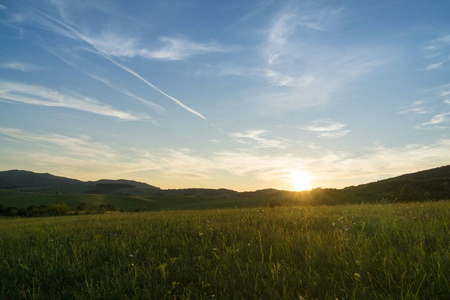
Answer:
[1,201,449,299]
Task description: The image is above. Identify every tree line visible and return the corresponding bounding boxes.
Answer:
[0,202,118,218]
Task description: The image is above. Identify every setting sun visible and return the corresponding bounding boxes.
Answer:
[289,170,312,191]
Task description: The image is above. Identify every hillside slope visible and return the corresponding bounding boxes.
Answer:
[0,170,159,190]
[0,170,84,188]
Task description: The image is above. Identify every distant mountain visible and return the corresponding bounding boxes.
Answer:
[308,165,450,204]
[89,179,158,190]
[0,170,84,188]
[1,166,449,204]
[0,170,159,190]
[396,165,450,181]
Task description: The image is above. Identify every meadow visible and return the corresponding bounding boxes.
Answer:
[0,201,449,299]
[0,189,270,212]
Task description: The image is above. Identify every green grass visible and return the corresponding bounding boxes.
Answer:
[0,201,449,299]
[0,189,270,211]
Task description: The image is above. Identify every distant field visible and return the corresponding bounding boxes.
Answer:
[0,201,448,299]
[0,189,271,211]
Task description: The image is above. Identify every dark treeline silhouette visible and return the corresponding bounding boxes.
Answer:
[0,202,118,218]
[270,178,450,207]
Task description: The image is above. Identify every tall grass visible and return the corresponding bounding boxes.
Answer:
[0,201,448,299]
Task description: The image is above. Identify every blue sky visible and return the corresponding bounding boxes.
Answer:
[1,0,449,191]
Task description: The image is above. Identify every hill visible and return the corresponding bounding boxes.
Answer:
[0,170,84,188]
[0,170,159,190]
[88,179,159,190]
[0,165,449,210]
[281,165,450,205]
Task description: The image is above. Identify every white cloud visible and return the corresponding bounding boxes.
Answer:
[74,32,228,61]
[262,4,342,65]
[426,58,449,70]
[306,139,450,187]
[230,129,288,149]
[251,53,385,112]
[301,119,350,138]
[0,127,115,159]
[81,72,166,115]
[444,99,450,104]
[0,4,7,10]
[424,35,450,69]
[230,2,386,112]
[317,130,351,138]
[0,81,149,121]
[2,62,39,72]
[1,127,450,190]
[398,100,430,115]
[140,37,229,61]
[302,119,346,132]
[28,8,207,120]
[417,112,450,129]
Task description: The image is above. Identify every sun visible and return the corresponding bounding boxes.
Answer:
[289,170,312,191]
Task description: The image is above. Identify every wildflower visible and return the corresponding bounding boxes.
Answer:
[354,273,361,281]
[213,248,217,251]
[129,254,134,257]
[199,232,204,236]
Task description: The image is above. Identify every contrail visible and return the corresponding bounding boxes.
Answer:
[32,7,206,120]
[42,47,166,116]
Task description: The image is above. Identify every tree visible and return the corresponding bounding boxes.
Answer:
[77,202,89,211]
[5,207,19,217]
[399,184,419,202]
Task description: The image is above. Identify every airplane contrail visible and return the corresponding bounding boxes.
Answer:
[32,7,206,120]
[42,47,166,116]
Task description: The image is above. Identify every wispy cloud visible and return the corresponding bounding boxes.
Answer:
[82,33,228,61]
[1,62,39,72]
[306,139,450,187]
[31,7,206,120]
[140,37,228,61]
[262,4,342,65]
[214,3,385,113]
[0,127,115,158]
[426,57,449,70]
[424,35,450,70]
[1,127,450,190]
[44,47,166,115]
[0,4,6,10]
[230,129,288,149]
[301,119,350,138]
[0,81,149,121]
[417,112,450,129]
[399,100,431,115]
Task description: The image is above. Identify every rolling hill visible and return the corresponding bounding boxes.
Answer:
[0,170,159,190]
[0,165,449,210]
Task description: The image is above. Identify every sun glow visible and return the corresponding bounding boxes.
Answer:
[289,170,312,191]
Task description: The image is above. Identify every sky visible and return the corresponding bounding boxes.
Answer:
[1,0,450,191]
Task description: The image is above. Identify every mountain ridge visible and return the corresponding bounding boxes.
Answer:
[0,170,158,190]
[0,165,449,196]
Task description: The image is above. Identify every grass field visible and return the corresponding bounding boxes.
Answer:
[0,189,270,211]
[0,201,449,299]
